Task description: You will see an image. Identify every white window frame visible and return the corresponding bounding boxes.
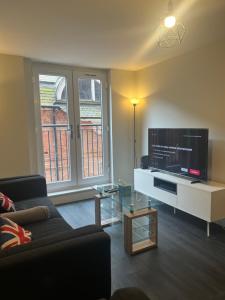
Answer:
[73,69,110,186]
[33,63,111,192]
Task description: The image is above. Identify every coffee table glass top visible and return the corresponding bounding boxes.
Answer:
[93,184,119,196]
[93,183,152,213]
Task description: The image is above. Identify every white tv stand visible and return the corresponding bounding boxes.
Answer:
[134,168,225,237]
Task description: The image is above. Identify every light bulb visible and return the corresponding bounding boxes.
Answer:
[164,15,176,28]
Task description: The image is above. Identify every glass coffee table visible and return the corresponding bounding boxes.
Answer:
[94,184,158,255]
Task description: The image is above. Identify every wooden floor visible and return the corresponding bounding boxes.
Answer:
[57,200,225,300]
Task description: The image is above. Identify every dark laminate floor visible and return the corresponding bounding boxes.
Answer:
[57,200,225,300]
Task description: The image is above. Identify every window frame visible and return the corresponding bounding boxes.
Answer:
[33,63,111,192]
[73,70,110,186]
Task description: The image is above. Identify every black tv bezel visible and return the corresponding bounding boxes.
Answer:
[148,128,209,182]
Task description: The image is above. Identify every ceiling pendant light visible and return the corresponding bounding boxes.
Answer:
[158,0,185,48]
[164,15,176,28]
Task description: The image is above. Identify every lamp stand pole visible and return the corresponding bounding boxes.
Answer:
[133,104,136,168]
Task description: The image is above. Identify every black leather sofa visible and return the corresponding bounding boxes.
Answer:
[0,175,111,299]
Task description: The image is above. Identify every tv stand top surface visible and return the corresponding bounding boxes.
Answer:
[135,168,225,192]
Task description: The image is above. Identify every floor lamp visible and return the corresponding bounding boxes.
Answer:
[130,98,139,168]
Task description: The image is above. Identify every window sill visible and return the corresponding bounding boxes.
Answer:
[48,186,94,197]
[48,186,97,206]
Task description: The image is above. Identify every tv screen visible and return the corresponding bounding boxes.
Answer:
[148,128,208,181]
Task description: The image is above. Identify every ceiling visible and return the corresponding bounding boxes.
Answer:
[0,0,225,70]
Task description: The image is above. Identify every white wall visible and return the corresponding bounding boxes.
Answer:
[136,40,225,183]
[110,69,136,185]
[0,54,33,178]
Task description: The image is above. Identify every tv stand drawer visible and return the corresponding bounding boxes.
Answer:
[150,185,177,207]
[134,169,177,207]
[154,178,177,195]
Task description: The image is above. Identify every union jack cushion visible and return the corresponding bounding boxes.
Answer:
[0,217,32,250]
[0,193,16,213]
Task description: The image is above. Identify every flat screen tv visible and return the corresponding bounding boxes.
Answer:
[148,128,208,181]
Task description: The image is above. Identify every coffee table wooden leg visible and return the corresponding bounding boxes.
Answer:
[95,196,101,227]
[149,211,158,245]
[155,212,158,245]
[124,214,133,255]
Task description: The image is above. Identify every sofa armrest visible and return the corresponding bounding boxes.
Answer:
[0,231,111,299]
[0,175,47,202]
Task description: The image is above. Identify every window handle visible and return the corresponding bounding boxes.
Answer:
[68,124,73,139]
[77,124,81,139]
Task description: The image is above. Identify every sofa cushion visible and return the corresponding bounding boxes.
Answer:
[0,224,102,258]
[0,218,70,256]
[0,217,32,250]
[0,175,47,202]
[0,193,15,213]
[15,196,60,219]
[0,206,50,225]
[24,217,71,240]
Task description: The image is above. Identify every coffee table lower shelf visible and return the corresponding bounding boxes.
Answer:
[132,240,157,254]
[124,208,158,255]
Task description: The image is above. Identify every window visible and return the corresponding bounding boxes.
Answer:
[39,75,71,183]
[33,65,110,191]
[78,78,103,178]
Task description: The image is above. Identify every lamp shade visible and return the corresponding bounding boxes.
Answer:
[130,98,139,105]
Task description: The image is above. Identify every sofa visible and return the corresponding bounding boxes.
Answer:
[0,175,111,299]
